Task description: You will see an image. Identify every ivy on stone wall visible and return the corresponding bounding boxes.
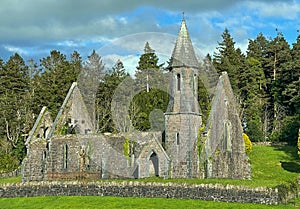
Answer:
[123,138,130,158]
[297,128,300,157]
[197,127,206,158]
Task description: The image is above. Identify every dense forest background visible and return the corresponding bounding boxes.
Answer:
[0,29,299,172]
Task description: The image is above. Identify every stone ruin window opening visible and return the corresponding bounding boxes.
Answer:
[84,129,91,134]
[177,73,181,91]
[41,150,47,174]
[42,121,49,138]
[42,150,47,161]
[46,141,50,151]
[176,132,180,145]
[133,164,139,179]
[223,121,232,152]
[162,131,166,149]
[79,146,86,173]
[149,151,159,177]
[63,144,68,170]
[86,143,91,170]
[193,73,197,95]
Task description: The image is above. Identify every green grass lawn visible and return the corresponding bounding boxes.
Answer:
[0,145,299,208]
[0,196,298,209]
[0,176,20,184]
[249,145,300,187]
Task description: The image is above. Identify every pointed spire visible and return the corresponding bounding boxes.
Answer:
[169,16,199,69]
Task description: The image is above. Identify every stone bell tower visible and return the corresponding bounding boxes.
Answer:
[165,17,202,178]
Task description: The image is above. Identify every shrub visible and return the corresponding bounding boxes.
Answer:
[245,117,264,142]
[0,153,19,172]
[243,133,252,153]
[123,138,130,157]
[274,115,300,145]
[197,127,206,157]
[297,128,300,157]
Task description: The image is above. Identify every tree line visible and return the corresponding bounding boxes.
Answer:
[0,29,299,171]
[213,29,299,145]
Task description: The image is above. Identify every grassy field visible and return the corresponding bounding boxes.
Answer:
[0,145,299,208]
[0,176,20,184]
[249,145,300,187]
[0,196,299,209]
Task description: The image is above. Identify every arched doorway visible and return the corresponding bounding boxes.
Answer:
[149,151,159,177]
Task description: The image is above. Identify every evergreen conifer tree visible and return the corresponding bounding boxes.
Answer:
[213,28,242,95]
[0,54,31,168]
[131,42,168,131]
[34,50,79,118]
[96,60,129,133]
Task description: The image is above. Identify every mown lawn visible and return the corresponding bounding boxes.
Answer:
[0,196,298,209]
[0,145,299,208]
[0,176,20,184]
[249,145,300,187]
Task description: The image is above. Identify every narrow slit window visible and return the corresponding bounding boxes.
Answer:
[63,144,68,169]
[176,132,180,145]
[162,131,166,149]
[193,74,197,95]
[42,150,46,161]
[177,74,181,91]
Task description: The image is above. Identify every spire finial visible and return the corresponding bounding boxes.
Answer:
[182,11,185,21]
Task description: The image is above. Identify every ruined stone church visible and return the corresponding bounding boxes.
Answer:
[21,18,251,181]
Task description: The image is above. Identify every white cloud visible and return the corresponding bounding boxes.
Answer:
[97,32,176,57]
[57,40,79,47]
[3,45,28,55]
[98,32,177,75]
[101,54,139,75]
[235,39,249,54]
[0,0,297,62]
[118,17,128,25]
[0,0,286,42]
[247,1,300,20]
[122,56,140,75]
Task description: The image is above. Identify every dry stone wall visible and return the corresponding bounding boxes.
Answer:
[0,181,279,205]
[0,169,20,178]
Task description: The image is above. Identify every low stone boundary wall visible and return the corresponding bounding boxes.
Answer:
[47,172,101,180]
[0,169,20,178]
[0,181,279,205]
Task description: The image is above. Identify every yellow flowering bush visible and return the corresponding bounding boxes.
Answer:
[243,133,252,153]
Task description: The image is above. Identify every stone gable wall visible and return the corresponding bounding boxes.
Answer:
[0,181,279,205]
[205,72,251,179]
[137,137,169,178]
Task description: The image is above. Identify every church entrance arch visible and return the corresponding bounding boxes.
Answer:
[148,151,159,177]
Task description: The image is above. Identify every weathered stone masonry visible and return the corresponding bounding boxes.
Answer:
[22,17,251,182]
[0,181,279,205]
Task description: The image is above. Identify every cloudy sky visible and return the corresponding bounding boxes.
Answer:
[1,0,300,72]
